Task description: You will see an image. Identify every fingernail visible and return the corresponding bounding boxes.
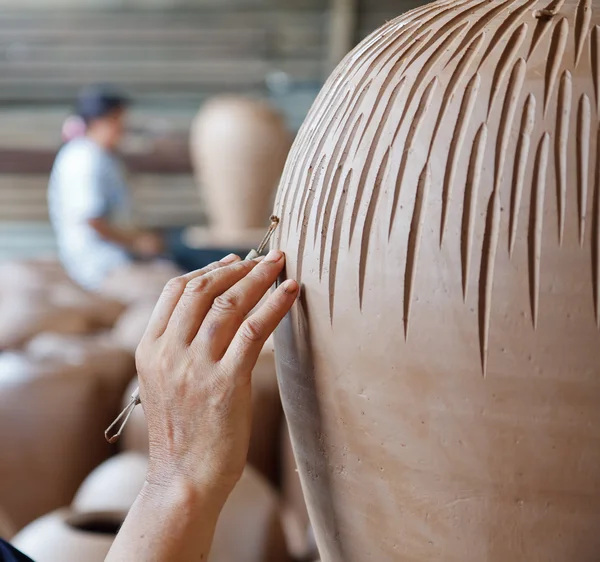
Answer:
[264,249,283,263]
[220,253,239,263]
[283,280,299,294]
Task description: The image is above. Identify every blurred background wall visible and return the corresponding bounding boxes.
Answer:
[0,0,420,261]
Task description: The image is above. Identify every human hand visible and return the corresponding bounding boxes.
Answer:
[135,250,298,503]
[133,231,164,258]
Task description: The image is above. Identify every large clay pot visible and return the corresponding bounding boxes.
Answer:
[67,454,289,562]
[0,259,73,291]
[100,261,181,305]
[25,332,135,382]
[0,291,89,349]
[246,339,284,484]
[0,259,124,349]
[11,509,120,562]
[211,466,290,562]
[272,2,600,560]
[72,452,148,514]
[0,506,16,540]
[190,96,291,238]
[280,421,317,561]
[111,299,157,354]
[0,352,130,529]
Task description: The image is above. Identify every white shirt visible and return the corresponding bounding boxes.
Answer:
[48,137,132,290]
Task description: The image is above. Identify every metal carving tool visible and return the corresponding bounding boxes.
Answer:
[244,215,280,260]
[105,216,280,444]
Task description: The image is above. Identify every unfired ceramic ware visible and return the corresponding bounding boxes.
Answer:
[64,458,289,562]
[12,509,120,562]
[111,299,157,353]
[190,96,291,237]
[26,332,135,382]
[280,421,315,560]
[0,506,15,540]
[72,452,148,514]
[272,1,600,560]
[0,259,124,349]
[0,352,130,528]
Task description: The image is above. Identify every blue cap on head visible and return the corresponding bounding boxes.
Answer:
[76,85,130,124]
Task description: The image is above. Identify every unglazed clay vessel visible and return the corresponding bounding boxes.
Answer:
[210,466,290,562]
[72,452,148,514]
[12,509,120,562]
[111,299,157,354]
[190,96,291,237]
[273,1,600,560]
[0,352,128,529]
[25,332,135,382]
[0,259,124,349]
[0,506,15,540]
[68,456,290,562]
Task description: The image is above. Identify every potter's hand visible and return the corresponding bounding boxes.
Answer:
[107,250,297,562]
[136,250,298,498]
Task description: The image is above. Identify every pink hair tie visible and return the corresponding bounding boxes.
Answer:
[62,115,87,142]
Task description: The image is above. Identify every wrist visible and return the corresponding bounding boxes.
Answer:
[139,475,226,529]
[144,463,234,512]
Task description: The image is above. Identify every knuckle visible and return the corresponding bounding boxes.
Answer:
[184,275,211,294]
[252,264,279,284]
[212,292,240,314]
[239,318,264,343]
[236,260,256,273]
[254,261,275,276]
[163,276,187,296]
[198,262,221,276]
[134,344,146,369]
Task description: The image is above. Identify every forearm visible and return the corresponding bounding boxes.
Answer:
[106,477,225,562]
[88,218,137,249]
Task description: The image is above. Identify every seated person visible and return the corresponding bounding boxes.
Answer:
[48,85,169,295]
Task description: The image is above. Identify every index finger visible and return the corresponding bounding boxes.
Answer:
[221,279,299,377]
[142,254,240,341]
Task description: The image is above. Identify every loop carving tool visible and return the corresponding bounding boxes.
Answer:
[105,215,280,444]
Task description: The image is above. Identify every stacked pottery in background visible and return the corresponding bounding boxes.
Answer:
[0,260,136,529]
[0,507,16,541]
[0,259,124,349]
[272,1,600,561]
[13,453,291,562]
[11,510,121,562]
[188,96,291,250]
[0,346,134,529]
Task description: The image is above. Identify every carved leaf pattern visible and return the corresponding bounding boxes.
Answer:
[274,0,600,374]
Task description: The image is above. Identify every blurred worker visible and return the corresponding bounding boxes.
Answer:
[48,85,166,293]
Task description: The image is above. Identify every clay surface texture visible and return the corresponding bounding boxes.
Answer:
[273,0,600,560]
